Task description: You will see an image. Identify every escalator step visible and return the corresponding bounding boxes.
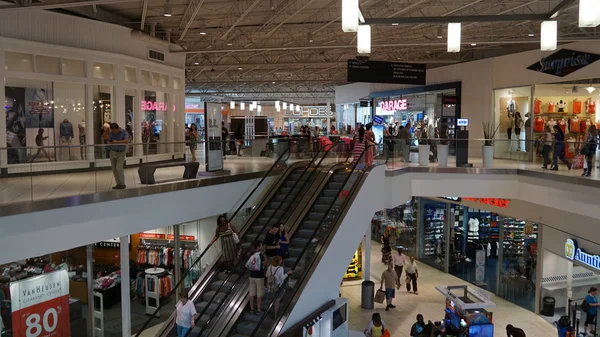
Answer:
[328,182,344,190]
[201,291,226,304]
[322,189,338,198]
[295,229,315,238]
[303,220,320,229]
[251,225,264,234]
[217,272,239,281]
[319,197,335,205]
[258,217,279,226]
[280,187,301,195]
[288,247,303,257]
[332,173,350,182]
[284,257,298,268]
[292,237,310,246]
[195,302,219,316]
[210,280,234,292]
[312,204,329,213]
[269,202,290,210]
[246,233,266,243]
[307,212,325,221]
[241,312,275,325]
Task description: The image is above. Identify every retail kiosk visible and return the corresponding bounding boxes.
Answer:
[434,285,496,337]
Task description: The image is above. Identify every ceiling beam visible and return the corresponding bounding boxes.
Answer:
[140,0,148,30]
[365,14,549,25]
[385,0,429,18]
[179,0,207,41]
[548,0,577,18]
[266,0,318,37]
[0,0,139,11]
[186,90,334,95]
[220,0,262,40]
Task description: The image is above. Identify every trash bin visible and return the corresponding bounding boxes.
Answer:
[542,296,556,316]
[361,280,375,309]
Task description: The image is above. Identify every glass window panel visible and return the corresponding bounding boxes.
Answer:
[493,86,532,160]
[419,198,446,271]
[173,77,182,90]
[53,82,86,161]
[142,91,169,155]
[125,67,136,83]
[5,78,53,164]
[61,58,85,77]
[141,70,151,85]
[125,88,135,157]
[5,51,33,72]
[93,62,114,80]
[93,85,113,159]
[35,55,60,75]
[160,74,169,88]
[151,72,160,86]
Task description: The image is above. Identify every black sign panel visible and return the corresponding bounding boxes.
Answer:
[347,60,426,85]
[527,49,600,77]
[359,100,370,107]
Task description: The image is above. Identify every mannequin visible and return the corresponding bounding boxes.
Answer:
[514,111,524,151]
[534,98,542,114]
[557,100,566,112]
[582,118,591,133]
[78,120,86,160]
[506,99,516,114]
[558,117,567,134]
[573,98,582,114]
[547,101,555,113]
[546,117,557,129]
[534,116,545,133]
[60,119,74,161]
[586,98,596,114]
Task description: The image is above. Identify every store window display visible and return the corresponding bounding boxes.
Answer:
[142,91,170,155]
[93,85,113,159]
[493,86,532,158]
[371,199,418,256]
[419,199,446,271]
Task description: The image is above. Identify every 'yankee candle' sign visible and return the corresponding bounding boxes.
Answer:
[565,239,600,270]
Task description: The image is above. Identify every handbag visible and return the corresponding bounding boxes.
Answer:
[374,289,386,304]
[228,224,240,244]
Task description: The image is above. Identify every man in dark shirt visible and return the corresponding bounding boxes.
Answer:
[264,224,281,258]
[221,122,229,159]
[29,128,52,162]
[108,123,130,189]
[506,324,526,337]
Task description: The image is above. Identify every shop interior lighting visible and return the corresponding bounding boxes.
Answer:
[342,0,359,32]
[163,0,171,17]
[540,21,557,51]
[230,101,235,109]
[447,23,461,52]
[579,0,600,27]
[240,102,245,110]
[586,86,596,93]
[357,25,371,54]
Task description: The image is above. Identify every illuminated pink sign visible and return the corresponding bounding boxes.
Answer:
[379,99,407,111]
[141,101,176,112]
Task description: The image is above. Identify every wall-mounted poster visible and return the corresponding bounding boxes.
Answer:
[204,102,224,172]
[5,87,27,163]
[24,88,54,128]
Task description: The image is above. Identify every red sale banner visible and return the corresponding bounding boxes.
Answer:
[10,270,70,337]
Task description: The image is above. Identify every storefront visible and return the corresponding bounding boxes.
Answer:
[283,105,335,134]
[1,33,186,175]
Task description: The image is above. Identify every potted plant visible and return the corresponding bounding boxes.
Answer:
[437,129,449,167]
[418,126,431,167]
[482,121,499,168]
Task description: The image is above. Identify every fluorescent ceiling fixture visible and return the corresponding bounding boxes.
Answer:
[579,0,600,27]
[199,23,207,35]
[471,43,477,46]
[249,104,254,111]
[230,101,235,109]
[447,23,461,53]
[283,102,288,109]
[290,104,294,111]
[392,23,399,26]
[436,27,443,39]
[275,100,280,108]
[357,25,371,54]
[342,0,359,32]
[163,0,171,16]
[528,33,535,37]
[540,21,557,51]
[257,105,262,112]
[194,62,199,65]
[586,86,596,93]
[276,105,281,112]
[240,102,245,110]
[252,101,257,108]
[296,105,300,112]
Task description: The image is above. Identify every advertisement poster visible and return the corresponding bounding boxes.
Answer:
[24,88,54,128]
[204,102,224,171]
[5,87,27,163]
[10,270,70,337]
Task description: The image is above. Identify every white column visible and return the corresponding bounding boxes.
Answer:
[326,101,331,134]
[134,88,143,158]
[0,48,6,170]
[114,64,126,128]
[174,224,182,301]
[534,224,543,314]
[363,228,371,281]
[85,60,95,163]
[86,245,94,337]
[120,236,131,337]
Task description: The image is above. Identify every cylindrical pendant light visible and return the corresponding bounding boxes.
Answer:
[257,105,262,112]
[540,21,557,51]
[230,101,235,109]
[342,0,359,32]
[357,25,371,54]
[249,103,254,111]
[447,23,461,53]
[275,100,280,108]
[579,0,600,27]
[240,102,245,110]
[296,105,300,112]
[283,102,288,110]
[290,104,294,111]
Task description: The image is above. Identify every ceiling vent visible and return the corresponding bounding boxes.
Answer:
[148,49,165,63]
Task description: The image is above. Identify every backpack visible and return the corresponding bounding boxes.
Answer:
[245,252,261,272]
[582,300,590,313]
[266,266,282,292]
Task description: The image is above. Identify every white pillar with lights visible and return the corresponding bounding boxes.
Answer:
[579,0,600,27]
[342,0,359,32]
[357,25,371,54]
[540,21,557,51]
[447,22,461,52]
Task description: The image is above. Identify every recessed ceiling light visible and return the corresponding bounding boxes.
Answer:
[227,43,233,46]
[392,23,399,26]
[528,33,535,37]
[163,0,171,17]
[272,81,276,84]
[238,67,243,70]
[194,62,199,65]
[471,43,477,46]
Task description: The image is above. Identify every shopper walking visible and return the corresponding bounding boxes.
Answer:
[405,256,419,294]
[108,123,129,189]
[364,313,387,337]
[175,291,197,337]
[189,123,199,162]
[352,126,367,169]
[29,128,53,162]
[551,124,572,171]
[506,324,527,337]
[234,124,244,156]
[246,241,267,315]
[221,121,229,159]
[392,248,408,289]
[582,125,598,177]
[380,262,398,311]
[584,287,600,336]
[365,123,375,166]
[399,123,411,163]
[514,111,524,151]
[209,215,239,272]
[541,126,553,169]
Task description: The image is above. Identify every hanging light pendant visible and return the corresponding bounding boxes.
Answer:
[230,101,235,109]
[579,0,600,27]
[447,23,461,52]
[540,21,557,51]
[163,0,172,17]
[357,25,371,54]
[240,102,245,110]
[342,0,359,32]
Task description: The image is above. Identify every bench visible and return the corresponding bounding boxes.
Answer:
[138,161,200,184]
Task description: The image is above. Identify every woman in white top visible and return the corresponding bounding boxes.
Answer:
[175,292,197,337]
[265,256,292,317]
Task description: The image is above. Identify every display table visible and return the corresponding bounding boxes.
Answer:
[145,267,165,275]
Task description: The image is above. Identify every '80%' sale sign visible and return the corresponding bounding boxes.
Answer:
[10,270,70,337]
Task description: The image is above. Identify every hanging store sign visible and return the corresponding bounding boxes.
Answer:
[527,49,600,77]
[347,60,426,85]
[441,196,461,202]
[139,233,166,239]
[379,99,408,112]
[565,239,600,270]
[166,234,196,241]
[462,197,511,208]
[284,106,333,117]
[10,270,70,337]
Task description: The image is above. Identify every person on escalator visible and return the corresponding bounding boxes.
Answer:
[175,291,197,337]
[277,224,290,260]
[246,241,267,315]
[352,126,367,169]
[264,223,281,261]
[209,215,239,273]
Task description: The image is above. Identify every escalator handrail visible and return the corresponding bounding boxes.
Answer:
[249,145,375,337]
[134,145,291,337]
[187,142,350,337]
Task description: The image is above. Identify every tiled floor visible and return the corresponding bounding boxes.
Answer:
[343,249,556,337]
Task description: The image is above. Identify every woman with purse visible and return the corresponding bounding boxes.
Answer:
[265,256,292,317]
[209,215,239,272]
[582,125,598,177]
[551,125,572,171]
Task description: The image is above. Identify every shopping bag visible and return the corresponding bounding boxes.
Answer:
[374,289,386,304]
[572,154,585,169]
